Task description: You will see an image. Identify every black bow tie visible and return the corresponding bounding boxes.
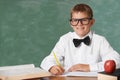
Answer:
[73,36,91,47]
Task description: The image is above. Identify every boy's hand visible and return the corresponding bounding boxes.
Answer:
[68,64,90,72]
[49,65,65,75]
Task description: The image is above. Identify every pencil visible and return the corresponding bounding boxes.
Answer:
[53,51,60,66]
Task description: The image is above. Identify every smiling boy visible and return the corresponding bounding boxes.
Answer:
[40,4,120,75]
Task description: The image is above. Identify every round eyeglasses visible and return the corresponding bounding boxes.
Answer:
[69,17,92,26]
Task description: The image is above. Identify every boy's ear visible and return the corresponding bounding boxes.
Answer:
[91,18,95,25]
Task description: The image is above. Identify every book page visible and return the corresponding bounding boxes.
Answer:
[61,71,98,77]
[0,64,34,71]
[0,67,43,76]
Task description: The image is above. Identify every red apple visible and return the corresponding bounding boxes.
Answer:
[104,60,116,74]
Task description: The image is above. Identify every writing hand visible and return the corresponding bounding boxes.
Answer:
[49,65,65,75]
[68,64,90,72]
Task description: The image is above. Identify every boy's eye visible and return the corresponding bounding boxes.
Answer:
[82,18,88,21]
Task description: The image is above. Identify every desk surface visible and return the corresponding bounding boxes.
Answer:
[27,76,97,80]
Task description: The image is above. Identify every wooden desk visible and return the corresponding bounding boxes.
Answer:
[26,76,97,80]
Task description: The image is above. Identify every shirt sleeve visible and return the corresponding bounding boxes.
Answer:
[90,37,120,72]
[40,37,65,71]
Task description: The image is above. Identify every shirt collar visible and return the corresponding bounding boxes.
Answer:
[73,31,94,40]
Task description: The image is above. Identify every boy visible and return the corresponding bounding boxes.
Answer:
[40,4,120,75]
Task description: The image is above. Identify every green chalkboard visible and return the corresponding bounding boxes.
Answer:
[0,0,120,67]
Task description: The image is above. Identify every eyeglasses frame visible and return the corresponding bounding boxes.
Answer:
[69,17,92,26]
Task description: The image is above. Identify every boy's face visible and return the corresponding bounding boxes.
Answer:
[70,12,95,37]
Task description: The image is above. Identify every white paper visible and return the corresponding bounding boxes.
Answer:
[62,71,98,77]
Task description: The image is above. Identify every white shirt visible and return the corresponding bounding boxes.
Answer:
[40,31,120,72]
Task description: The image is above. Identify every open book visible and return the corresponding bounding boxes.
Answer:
[0,64,51,80]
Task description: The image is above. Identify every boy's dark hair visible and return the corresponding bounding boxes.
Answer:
[70,4,93,18]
